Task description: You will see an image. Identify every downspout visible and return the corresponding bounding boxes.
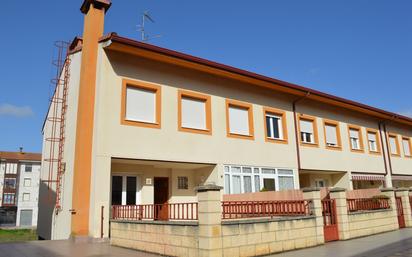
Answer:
[382,122,393,175]
[378,122,389,176]
[292,92,310,172]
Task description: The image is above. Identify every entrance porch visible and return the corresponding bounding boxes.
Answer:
[299,169,349,189]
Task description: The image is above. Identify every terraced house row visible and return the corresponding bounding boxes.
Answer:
[38,1,412,253]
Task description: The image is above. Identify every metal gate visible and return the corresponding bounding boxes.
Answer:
[396,197,405,229]
[322,199,339,242]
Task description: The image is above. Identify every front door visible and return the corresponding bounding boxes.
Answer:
[396,196,406,228]
[154,177,169,220]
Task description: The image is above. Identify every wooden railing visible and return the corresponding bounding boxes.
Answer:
[112,203,198,221]
[221,200,312,219]
[347,198,390,212]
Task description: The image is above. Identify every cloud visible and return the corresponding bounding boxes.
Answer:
[0,103,34,117]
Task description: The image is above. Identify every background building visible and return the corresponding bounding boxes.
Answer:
[0,149,41,227]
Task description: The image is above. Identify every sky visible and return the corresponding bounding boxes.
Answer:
[0,0,411,153]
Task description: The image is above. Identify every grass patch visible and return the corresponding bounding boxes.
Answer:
[0,229,37,242]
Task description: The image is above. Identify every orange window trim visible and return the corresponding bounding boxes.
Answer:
[322,119,342,151]
[225,99,254,140]
[388,133,401,157]
[177,89,212,135]
[347,125,365,153]
[121,78,162,129]
[366,128,382,155]
[263,107,288,144]
[297,114,319,147]
[402,137,412,158]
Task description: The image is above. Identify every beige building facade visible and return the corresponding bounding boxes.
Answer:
[38,0,412,241]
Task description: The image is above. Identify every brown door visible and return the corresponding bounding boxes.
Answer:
[396,196,406,228]
[322,198,339,242]
[154,177,169,220]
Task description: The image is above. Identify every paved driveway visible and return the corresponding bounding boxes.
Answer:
[1,229,412,257]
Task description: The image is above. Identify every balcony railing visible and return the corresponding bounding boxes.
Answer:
[221,200,312,219]
[347,198,390,212]
[112,203,198,221]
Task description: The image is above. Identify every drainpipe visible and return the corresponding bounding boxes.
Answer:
[382,122,393,176]
[292,92,310,172]
[378,122,389,176]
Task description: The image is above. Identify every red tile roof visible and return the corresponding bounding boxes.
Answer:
[0,151,41,162]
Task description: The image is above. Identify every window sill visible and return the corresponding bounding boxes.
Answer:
[179,126,212,135]
[350,148,364,153]
[227,133,254,140]
[369,150,382,155]
[121,119,161,129]
[390,153,401,157]
[266,137,288,144]
[300,142,319,147]
[325,145,342,151]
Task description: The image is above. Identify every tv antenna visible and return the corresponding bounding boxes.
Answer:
[137,11,161,42]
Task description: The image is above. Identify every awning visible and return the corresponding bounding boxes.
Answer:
[391,175,412,181]
[351,174,385,181]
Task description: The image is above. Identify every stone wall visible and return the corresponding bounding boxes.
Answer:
[111,220,199,256]
[346,209,398,239]
[221,217,321,257]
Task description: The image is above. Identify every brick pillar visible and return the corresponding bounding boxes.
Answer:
[196,184,223,257]
[302,187,324,244]
[329,187,349,240]
[380,188,399,229]
[396,188,412,227]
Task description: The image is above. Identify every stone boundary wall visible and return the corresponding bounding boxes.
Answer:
[221,216,322,257]
[346,209,398,239]
[110,220,199,256]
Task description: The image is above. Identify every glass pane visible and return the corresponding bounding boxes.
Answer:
[262,168,275,174]
[126,177,137,205]
[243,176,252,193]
[232,175,241,194]
[254,175,260,192]
[224,174,230,194]
[266,116,272,138]
[253,168,260,174]
[278,176,294,191]
[242,167,252,173]
[231,166,241,173]
[111,176,122,205]
[263,178,276,191]
[224,166,230,173]
[272,118,280,139]
[277,169,293,175]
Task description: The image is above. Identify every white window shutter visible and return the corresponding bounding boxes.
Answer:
[126,87,156,123]
[367,132,376,142]
[229,106,250,135]
[300,120,313,133]
[349,129,359,139]
[181,97,206,130]
[325,124,337,145]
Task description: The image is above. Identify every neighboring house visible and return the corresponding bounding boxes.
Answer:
[38,0,412,240]
[0,150,41,227]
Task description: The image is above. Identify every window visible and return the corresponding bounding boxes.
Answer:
[298,115,318,145]
[366,129,381,154]
[121,79,161,128]
[388,134,400,156]
[24,164,32,172]
[323,120,341,149]
[315,179,327,188]
[23,193,30,202]
[224,165,295,194]
[5,163,17,174]
[402,137,412,157]
[126,176,137,205]
[24,178,31,187]
[4,178,16,189]
[348,126,364,151]
[178,90,211,134]
[264,107,288,143]
[111,175,140,206]
[226,100,254,139]
[3,193,15,205]
[178,177,189,190]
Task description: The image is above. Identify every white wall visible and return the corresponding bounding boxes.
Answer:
[16,162,40,227]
